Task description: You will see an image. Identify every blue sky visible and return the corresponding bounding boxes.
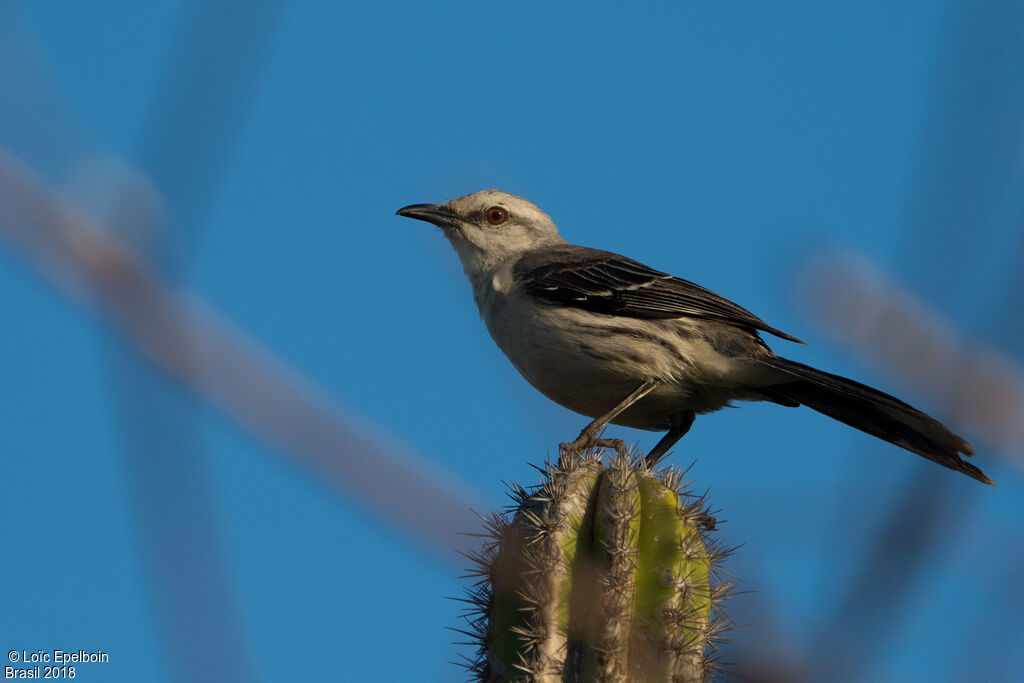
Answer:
[2,1,1023,681]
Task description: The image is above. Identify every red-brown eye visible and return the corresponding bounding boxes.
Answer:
[486,207,508,225]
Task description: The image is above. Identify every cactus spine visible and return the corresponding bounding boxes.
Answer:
[460,448,732,682]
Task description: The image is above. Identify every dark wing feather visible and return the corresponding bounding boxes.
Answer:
[514,245,803,343]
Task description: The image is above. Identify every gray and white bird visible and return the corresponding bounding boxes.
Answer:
[397,189,993,485]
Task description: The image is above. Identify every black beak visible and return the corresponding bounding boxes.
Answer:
[395,203,458,227]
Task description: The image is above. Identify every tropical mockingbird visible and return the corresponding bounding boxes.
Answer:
[396,189,993,485]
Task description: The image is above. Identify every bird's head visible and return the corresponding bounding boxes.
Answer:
[396,189,566,278]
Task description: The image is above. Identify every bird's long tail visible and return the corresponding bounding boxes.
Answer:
[755,356,994,485]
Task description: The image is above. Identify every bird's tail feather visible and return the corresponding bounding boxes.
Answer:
[756,357,994,485]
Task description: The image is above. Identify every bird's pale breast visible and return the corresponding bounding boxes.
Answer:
[478,282,754,429]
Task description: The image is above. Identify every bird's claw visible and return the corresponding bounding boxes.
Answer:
[559,433,628,459]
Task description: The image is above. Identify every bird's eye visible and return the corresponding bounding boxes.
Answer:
[486,207,508,225]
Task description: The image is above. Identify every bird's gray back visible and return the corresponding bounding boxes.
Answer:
[511,244,802,343]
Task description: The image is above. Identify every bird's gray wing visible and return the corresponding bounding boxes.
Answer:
[513,244,803,343]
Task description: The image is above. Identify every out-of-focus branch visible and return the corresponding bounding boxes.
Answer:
[793,250,1022,682]
[0,145,486,564]
[796,250,1024,472]
[3,4,280,680]
[791,4,1024,680]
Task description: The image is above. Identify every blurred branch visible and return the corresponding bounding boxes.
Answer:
[0,2,96,180]
[107,3,288,681]
[133,0,288,267]
[806,467,962,682]
[797,250,1024,472]
[951,547,1024,681]
[0,145,486,564]
[795,251,1023,681]
[792,3,1024,681]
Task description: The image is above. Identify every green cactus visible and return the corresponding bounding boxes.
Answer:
[460,448,733,682]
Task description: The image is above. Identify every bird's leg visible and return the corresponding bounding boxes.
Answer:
[560,379,660,458]
[644,411,696,467]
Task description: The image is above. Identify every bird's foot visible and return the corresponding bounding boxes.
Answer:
[559,432,628,459]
